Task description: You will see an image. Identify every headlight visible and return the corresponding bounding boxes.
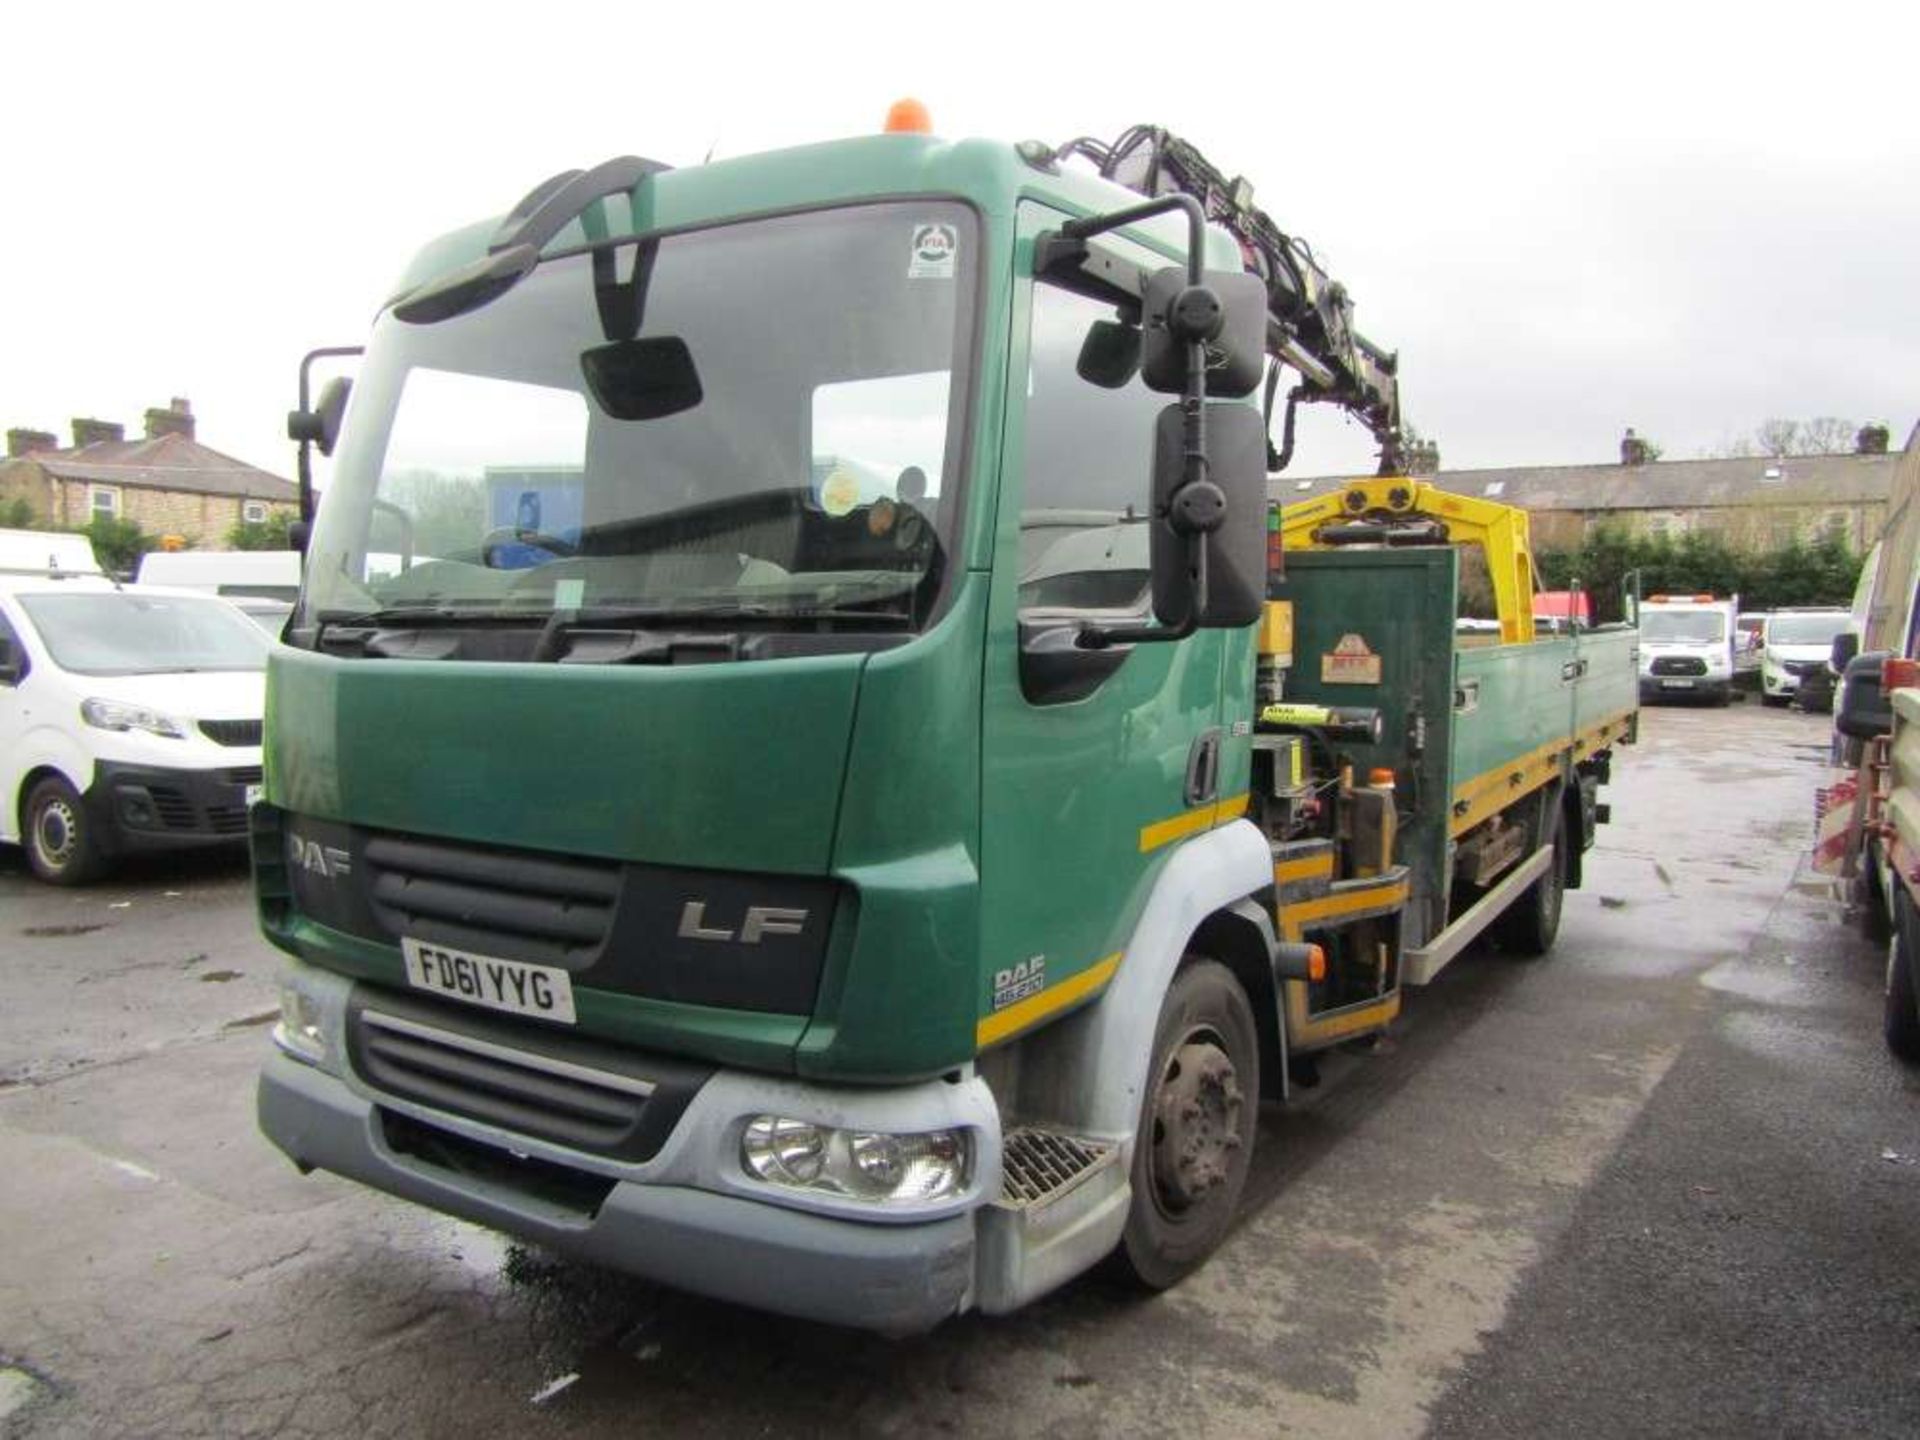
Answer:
[81,697,186,738]
[272,979,329,1066]
[741,1115,970,1205]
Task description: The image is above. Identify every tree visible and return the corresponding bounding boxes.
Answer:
[80,516,155,576]
[1400,423,1441,475]
[1800,416,1856,455]
[1756,418,1802,458]
[226,510,296,550]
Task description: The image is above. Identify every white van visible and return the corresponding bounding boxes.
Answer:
[1638,593,1738,705]
[0,527,103,578]
[135,549,301,601]
[0,570,268,883]
[1758,608,1850,707]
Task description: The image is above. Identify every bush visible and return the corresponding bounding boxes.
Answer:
[1536,525,1862,620]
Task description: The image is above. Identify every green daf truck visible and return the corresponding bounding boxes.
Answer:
[256,115,1637,1331]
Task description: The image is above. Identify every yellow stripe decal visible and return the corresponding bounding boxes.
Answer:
[1448,707,1635,836]
[1139,792,1251,854]
[1274,853,1335,884]
[1278,878,1410,940]
[977,952,1122,1048]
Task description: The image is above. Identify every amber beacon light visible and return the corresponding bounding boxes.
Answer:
[884,98,934,134]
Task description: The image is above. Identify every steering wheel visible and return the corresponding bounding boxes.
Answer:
[480,527,578,566]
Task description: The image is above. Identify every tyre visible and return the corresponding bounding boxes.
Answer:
[23,775,106,886]
[1854,841,1891,945]
[1115,958,1259,1290]
[1495,805,1566,957]
[1886,890,1920,1064]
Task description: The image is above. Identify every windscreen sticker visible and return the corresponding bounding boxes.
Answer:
[908,222,957,279]
[820,465,861,517]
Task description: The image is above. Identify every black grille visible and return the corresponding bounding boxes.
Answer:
[221,765,264,786]
[205,805,251,836]
[345,993,710,1162]
[1785,660,1823,678]
[147,785,198,830]
[200,718,262,747]
[1651,656,1707,676]
[363,833,620,969]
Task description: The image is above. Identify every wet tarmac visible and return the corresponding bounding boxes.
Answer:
[2,699,1916,1437]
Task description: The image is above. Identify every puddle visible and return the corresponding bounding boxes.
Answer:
[198,970,244,984]
[20,924,106,938]
[1699,959,1808,1005]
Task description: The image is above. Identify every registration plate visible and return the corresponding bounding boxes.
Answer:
[400,937,577,1023]
[1660,678,1696,689]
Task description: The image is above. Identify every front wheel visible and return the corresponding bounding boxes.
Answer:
[1495,806,1566,956]
[24,775,107,886]
[1116,958,1259,1290]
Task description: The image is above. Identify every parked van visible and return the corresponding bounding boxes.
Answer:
[0,569,268,883]
[135,549,300,601]
[0,528,102,578]
[1759,608,1850,708]
[1638,593,1738,705]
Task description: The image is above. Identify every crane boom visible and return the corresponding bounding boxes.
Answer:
[1054,125,1405,474]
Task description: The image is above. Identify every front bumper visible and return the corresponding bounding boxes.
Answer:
[259,1054,975,1332]
[85,760,259,855]
[256,962,1000,1333]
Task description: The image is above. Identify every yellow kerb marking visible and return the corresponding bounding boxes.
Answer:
[976,952,1122,1048]
[1139,792,1251,853]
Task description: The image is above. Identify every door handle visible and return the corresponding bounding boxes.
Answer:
[1185,728,1223,808]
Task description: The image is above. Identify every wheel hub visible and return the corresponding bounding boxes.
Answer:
[36,801,76,866]
[1150,1038,1245,1213]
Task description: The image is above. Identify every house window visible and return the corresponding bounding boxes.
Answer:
[242,500,269,525]
[89,486,121,519]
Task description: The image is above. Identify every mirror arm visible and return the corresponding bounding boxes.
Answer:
[1078,536,1205,650]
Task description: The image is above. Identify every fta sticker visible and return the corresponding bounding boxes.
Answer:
[909,222,957,279]
[1322,632,1383,685]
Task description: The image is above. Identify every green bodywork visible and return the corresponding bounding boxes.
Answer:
[262,135,1253,1083]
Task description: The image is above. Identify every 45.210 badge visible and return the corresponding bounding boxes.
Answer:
[992,955,1045,1011]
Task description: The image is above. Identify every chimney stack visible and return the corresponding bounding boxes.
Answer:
[1619,428,1650,466]
[1857,423,1891,455]
[7,427,57,458]
[71,417,125,448]
[144,397,195,441]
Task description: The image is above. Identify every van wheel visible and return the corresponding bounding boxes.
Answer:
[24,776,106,886]
[1886,890,1920,1064]
[1115,958,1258,1290]
[1496,807,1566,956]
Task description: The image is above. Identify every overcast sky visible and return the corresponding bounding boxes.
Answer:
[5,1,1915,484]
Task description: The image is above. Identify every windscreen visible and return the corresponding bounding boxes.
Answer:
[300,203,976,635]
[1641,610,1726,643]
[1767,613,1848,646]
[20,592,270,675]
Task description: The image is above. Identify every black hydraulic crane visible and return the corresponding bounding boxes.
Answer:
[1053,125,1406,475]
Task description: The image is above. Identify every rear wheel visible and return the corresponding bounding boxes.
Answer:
[1886,890,1920,1064]
[1116,958,1259,1290]
[1496,806,1566,956]
[24,775,106,886]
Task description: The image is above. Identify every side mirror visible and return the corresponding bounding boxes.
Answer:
[1831,629,1860,673]
[1837,650,1894,740]
[1076,320,1142,389]
[286,376,353,459]
[1139,268,1266,397]
[1149,402,1267,629]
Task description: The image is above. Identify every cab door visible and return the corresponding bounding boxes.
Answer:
[974,202,1236,1051]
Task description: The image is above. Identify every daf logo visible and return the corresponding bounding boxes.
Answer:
[677,901,808,945]
[289,834,351,881]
